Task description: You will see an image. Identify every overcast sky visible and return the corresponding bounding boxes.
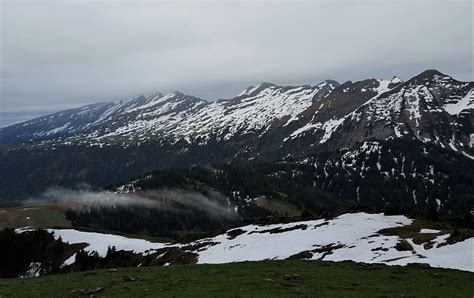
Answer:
[1,0,472,126]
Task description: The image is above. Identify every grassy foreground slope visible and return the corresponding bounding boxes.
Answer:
[1,260,473,297]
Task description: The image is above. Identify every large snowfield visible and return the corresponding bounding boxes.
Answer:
[191,213,473,272]
[38,213,472,272]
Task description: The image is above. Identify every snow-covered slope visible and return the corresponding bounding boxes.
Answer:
[0,102,114,143]
[76,92,207,143]
[49,229,165,257]
[39,213,473,272]
[68,81,338,144]
[443,89,473,115]
[1,70,471,154]
[191,213,472,272]
[1,80,338,146]
[328,70,473,156]
[0,94,152,143]
[283,78,394,144]
[279,70,473,158]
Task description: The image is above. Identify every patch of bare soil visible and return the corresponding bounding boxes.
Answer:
[394,240,414,252]
[439,228,474,247]
[377,219,447,245]
[181,241,218,251]
[311,243,345,260]
[287,250,313,260]
[378,218,474,248]
[152,247,198,266]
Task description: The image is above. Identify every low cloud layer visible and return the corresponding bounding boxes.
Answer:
[1,0,472,126]
[26,186,237,219]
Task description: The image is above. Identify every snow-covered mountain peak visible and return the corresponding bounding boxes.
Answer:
[237,82,279,98]
[145,92,164,103]
[125,92,205,114]
[315,79,339,88]
[388,76,403,88]
[126,92,178,113]
[390,76,403,84]
[120,94,146,104]
[111,95,148,113]
[238,85,258,97]
[408,69,453,85]
[237,81,339,100]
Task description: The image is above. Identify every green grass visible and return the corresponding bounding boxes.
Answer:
[0,205,172,243]
[263,200,301,217]
[0,206,71,229]
[255,197,302,217]
[1,260,472,297]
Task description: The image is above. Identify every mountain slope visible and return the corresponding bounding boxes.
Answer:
[1,80,338,146]
[0,102,115,143]
[272,70,473,159]
[0,69,472,214]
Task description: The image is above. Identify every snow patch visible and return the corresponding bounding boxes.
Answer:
[49,229,165,257]
[419,229,440,234]
[443,90,473,115]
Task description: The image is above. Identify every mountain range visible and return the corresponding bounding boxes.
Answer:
[1,69,473,214]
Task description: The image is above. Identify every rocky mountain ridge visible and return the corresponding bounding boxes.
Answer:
[2,70,472,159]
[0,69,472,214]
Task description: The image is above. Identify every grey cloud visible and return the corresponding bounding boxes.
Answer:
[25,186,237,219]
[1,0,472,126]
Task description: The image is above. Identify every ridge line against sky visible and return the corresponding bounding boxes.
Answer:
[1,0,472,126]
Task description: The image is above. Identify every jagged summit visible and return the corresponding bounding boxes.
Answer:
[237,80,340,99]
[418,69,445,77]
[318,79,340,88]
[407,69,452,84]
[237,82,277,97]
[390,76,402,83]
[386,76,403,89]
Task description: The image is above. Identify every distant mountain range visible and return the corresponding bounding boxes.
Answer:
[1,69,473,214]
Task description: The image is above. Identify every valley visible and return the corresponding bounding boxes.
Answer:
[1,69,473,295]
